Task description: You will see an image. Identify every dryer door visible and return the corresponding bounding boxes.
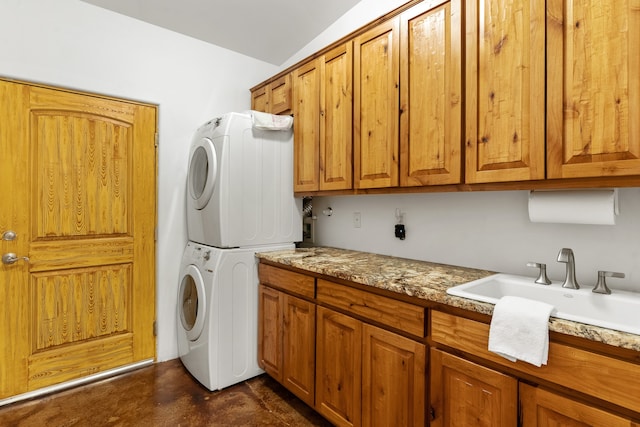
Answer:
[188,137,218,210]
[178,264,207,341]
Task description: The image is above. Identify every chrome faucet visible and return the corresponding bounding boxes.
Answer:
[557,248,579,289]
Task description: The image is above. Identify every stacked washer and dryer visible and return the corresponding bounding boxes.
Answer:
[178,112,301,391]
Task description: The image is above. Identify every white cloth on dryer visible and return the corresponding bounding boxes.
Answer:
[249,110,293,130]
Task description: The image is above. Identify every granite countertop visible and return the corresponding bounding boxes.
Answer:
[257,246,640,352]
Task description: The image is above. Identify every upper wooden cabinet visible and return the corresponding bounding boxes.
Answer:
[354,18,400,189]
[400,0,462,186]
[293,43,353,192]
[546,0,640,179]
[320,43,353,191]
[293,59,321,192]
[251,73,292,115]
[465,0,546,183]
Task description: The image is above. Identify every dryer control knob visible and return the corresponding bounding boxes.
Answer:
[203,250,211,261]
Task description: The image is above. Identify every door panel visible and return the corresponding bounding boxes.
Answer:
[0,79,156,398]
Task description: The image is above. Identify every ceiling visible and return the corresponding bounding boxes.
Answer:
[81,0,362,65]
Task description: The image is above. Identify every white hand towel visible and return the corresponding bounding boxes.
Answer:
[488,296,555,367]
[250,110,293,130]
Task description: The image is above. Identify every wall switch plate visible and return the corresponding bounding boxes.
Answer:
[353,212,361,228]
[395,224,406,240]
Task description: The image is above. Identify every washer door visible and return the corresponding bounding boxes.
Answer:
[178,264,206,341]
[188,137,218,210]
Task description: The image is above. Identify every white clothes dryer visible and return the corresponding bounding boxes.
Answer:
[186,112,302,248]
[177,241,293,391]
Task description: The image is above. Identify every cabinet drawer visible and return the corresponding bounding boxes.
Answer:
[258,264,315,299]
[431,311,640,413]
[317,279,425,337]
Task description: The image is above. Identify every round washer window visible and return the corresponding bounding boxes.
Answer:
[179,264,206,341]
[180,275,198,331]
[188,138,217,210]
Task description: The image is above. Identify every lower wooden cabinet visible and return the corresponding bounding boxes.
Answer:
[520,383,640,427]
[259,264,427,427]
[258,284,315,406]
[362,324,426,427]
[430,348,517,426]
[315,306,427,427]
[315,307,362,427]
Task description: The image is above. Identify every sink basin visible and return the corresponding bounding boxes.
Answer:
[447,274,640,335]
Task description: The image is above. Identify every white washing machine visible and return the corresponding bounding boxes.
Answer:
[177,241,293,391]
[186,112,302,248]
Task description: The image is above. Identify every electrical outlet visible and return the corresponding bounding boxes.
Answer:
[353,212,361,228]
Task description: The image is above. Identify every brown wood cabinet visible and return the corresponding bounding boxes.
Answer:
[315,306,362,427]
[293,59,321,192]
[520,383,640,427]
[293,43,353,192]
[430,348,517,426]
[354,18,400,189]
[258,264,427,427]
[320,43,353,191]
[362,324,426,427]
[251,73,292,115]
[464,0,546,183]
[257,265,316,406]
[399,0,462,186]
[546,0,640,179]
[430,310,640,425]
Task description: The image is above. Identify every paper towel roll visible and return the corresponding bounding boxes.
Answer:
[528,189,618,225]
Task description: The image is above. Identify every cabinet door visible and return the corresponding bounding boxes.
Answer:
[257,285,283,381]
[361,324,426,427]
[293,59,321,192]
[315,307,362,427]
[400,0,462,186]
[430,348,517,427]
[282,294,316,406]
[269,74,292,115]
[465,0,546,183]
[354,18,400,189]
[251,85,268,113]
[520,383,639,426]
[320,43,353,191]
[547,0,640,178]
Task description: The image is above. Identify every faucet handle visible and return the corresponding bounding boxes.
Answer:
[592,271,625,294]
[526,262,551,285]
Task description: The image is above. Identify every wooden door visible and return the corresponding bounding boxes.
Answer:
[430,348,517,426]
[354,18,400,189]
[361,324,426,427]
[315,306,362,427]
[465,0,546,183]
[0,79,156,398]
[320,43,353,191]
[547,0,640,178]
[257,285,283,381]
[293,59,321,192]
[400,0,462,186]
[520,383,639,426]
[282,294,315,406]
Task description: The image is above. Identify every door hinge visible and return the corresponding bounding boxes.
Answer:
[154,226,158,241]
[154,132,159,147]
[153,320,158,337]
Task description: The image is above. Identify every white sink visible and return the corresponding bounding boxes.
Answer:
[447,274,640,335]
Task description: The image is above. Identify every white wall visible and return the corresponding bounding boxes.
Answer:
[280,0,408,69]
[312,190,640,292]
[1,0,278,361]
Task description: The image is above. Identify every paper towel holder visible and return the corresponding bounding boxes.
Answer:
[528,189,619,225]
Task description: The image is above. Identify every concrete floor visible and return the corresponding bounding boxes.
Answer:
[0,359,332,426]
